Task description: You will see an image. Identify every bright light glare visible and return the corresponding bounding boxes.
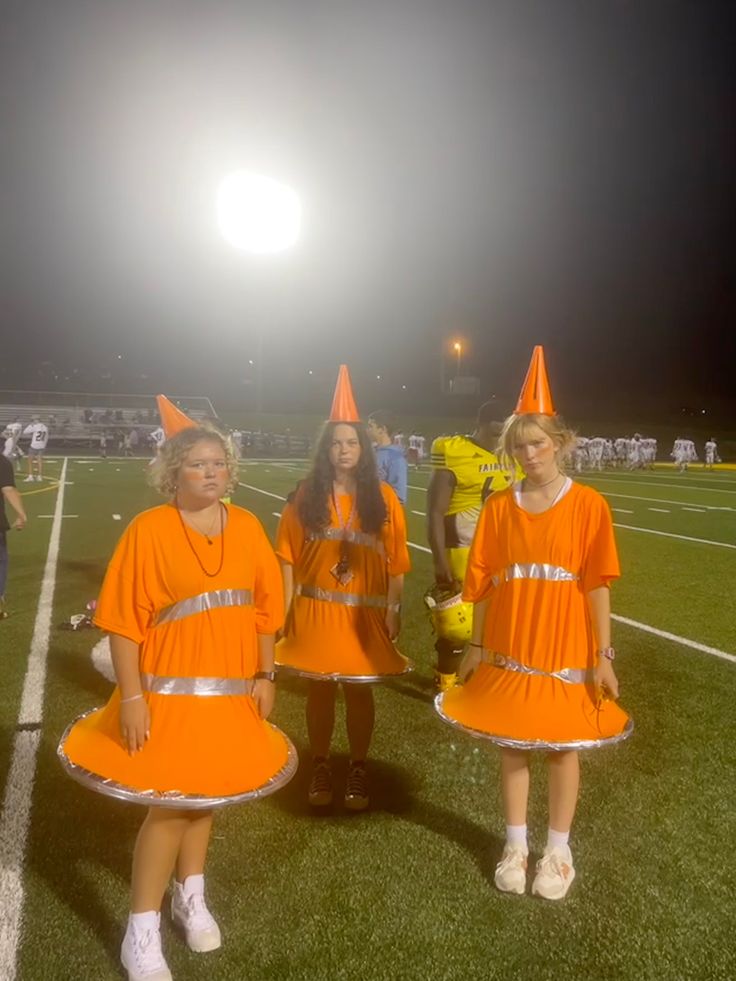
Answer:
[453,342,462,353]
[217,172,301,254]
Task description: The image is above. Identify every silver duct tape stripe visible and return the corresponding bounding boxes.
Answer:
[434,694,635,751]
[307,528,385,555]
[140,673,253,696]
[153,588,254,627]
[491,563,579,588]
[484,651,594,686]
[295,584,388,609]
[57,708,298,810]
[276,660,414,684]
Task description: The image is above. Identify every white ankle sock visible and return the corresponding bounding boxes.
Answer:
[547,827,570,850]
[179,873,204,897]
[128,911,159,932]
[506,824,528,848]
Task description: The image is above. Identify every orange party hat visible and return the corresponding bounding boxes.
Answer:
[156,394,198,438]
[328,364,361,422]
[514,346,556,416]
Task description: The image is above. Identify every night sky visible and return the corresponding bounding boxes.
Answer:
[1,1,734,421]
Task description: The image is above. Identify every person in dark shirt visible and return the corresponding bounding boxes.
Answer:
[0,454,28,619]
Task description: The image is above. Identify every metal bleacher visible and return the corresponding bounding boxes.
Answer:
[0,391,217,452]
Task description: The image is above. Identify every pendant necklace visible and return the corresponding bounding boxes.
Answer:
[331,486,356,586]
[177,502,225,577]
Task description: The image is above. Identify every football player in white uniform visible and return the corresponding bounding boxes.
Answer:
[23,417,49,482]
[704,439,718,469]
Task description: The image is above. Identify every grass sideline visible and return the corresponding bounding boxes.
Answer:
[1,459,734,980]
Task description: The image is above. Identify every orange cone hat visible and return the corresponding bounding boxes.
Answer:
[514,346,556,416]
[156,394,198,438]
[328,364,361,423]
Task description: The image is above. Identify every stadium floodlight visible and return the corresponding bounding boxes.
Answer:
[217,172,301,254]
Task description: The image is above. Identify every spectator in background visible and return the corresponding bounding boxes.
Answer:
[1,451,27,619]
[366,410,408,504]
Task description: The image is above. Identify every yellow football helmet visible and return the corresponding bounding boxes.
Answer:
[423,584,472,645]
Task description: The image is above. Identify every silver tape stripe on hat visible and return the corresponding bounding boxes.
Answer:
[483,650,593,686]
[295,584,387,609]
[153,588,253,627]
[491,562,579,588]
[307,528,385,554]
[140,673,253,696]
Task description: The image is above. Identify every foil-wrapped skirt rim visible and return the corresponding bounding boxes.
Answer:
[276,661,414,684]
[434,693,634,751]
[57,708,298,810]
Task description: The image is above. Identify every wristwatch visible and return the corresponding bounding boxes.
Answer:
[255,670,277,682]
[598,647,616,661]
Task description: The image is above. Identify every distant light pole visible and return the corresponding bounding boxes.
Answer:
[453,341,463,379]
[217,171,301,419]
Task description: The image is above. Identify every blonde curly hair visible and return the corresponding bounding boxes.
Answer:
[149,425,239,498]
[497,412,577,472]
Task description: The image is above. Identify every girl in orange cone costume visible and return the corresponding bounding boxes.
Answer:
[59,399,296,981]
[276,366,411,811]
[436,348,632,900]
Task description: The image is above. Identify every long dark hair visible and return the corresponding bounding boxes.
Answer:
[298,421,387,534]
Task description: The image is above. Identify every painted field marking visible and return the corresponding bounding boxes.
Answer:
[611,508,634,514]
[613,614,736,666]
[239,483,286,502]
[614,523,736,550]
[648,508,670,513]
[599,491,735,511]
[408,485,426,492]
[589,477,736,496]
[0,458,67,981]
[409,541,432,554]
[37,514,78,519]
[112,514,122,521]
[411,510,426,517]
[271,511,281,519]
[682,507,707,513]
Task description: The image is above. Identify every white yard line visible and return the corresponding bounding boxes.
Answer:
[408,485,426,492]
[612,614,736,665]
[588,476,736,495]
[648,508,670,513]
[600,491,734,511]
[0,458,67,981]
[611,508,634,514]
[613,523,736,550]
[682,507,707,513]
[411,509,426,517]
[409,541,432,554]
[239,482,286,501]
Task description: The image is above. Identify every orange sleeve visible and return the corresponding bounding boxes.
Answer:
[275,500,305,566]
[581,495,621,592]
[93,517,155,644]
[462,498,498,602]
[382,486,411,575]
[251,516,285,634]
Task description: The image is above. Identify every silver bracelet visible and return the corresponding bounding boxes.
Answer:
[598,646,616,661]
[387,602,401,613]
[120,693,144,704]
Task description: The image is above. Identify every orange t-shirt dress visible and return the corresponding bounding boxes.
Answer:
[275,483,412,681]
[58,504,297,807]
[436,482,633,750]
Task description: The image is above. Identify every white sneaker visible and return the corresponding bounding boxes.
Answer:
[532,844,576,900]
[35,475,43,482]
[120,914,172,981]
[171,878,222,952]
[494,844,528,895]
[23,476,34,482]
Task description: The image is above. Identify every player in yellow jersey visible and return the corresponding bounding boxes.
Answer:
[426,402,517,690]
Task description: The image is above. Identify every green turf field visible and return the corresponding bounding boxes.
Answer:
[2,458,735,980]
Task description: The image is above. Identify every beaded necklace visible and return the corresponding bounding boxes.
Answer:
[176,502,225,577]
